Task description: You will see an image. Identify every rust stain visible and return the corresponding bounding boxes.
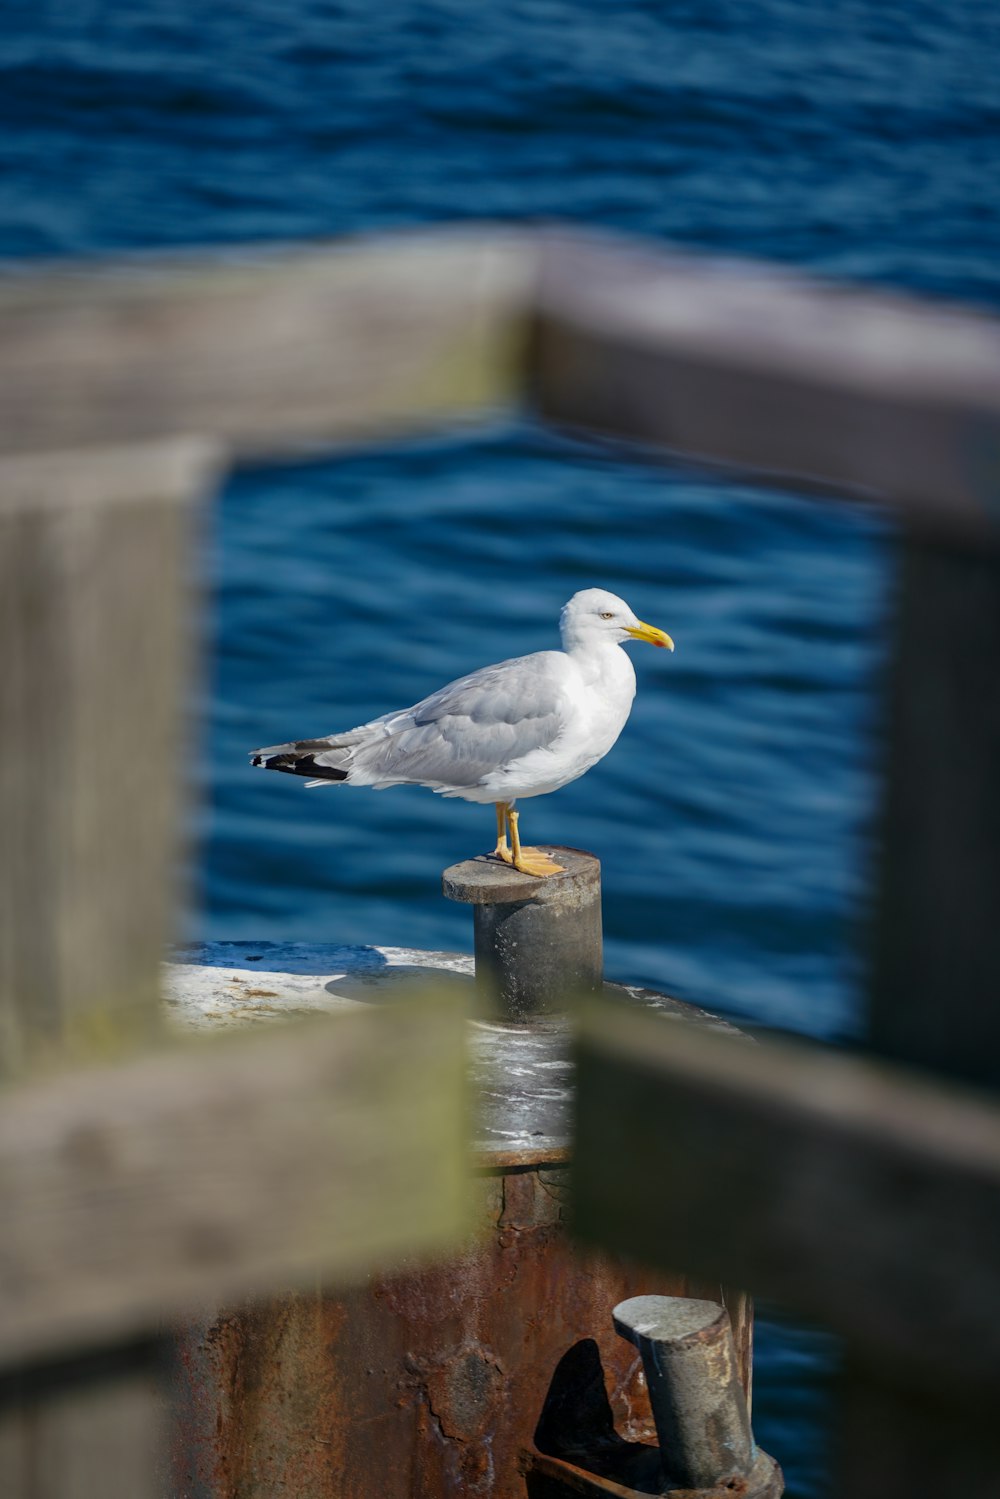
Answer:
[422,1345,506,1442]
[172,1162,752,1499]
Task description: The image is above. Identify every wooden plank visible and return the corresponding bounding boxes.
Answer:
[848,531,1000,1496]
[0,1341,167,1499]
[869,533,1000,1090]
[0,439,217,1496]
[531,234,1000,538]
[0,232,536,459]
[571,1000,1000,1393]
[0,441,220,1079]
[7,228,1000,537]
[0,437,222,517]
[837,1358,998,1499]
[0,997,468,1366]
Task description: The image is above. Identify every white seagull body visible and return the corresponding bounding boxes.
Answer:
[251,588,673,876]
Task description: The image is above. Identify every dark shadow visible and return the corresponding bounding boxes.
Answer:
[530,1338,662,1495]
[321,965,475,1005]
[170,945,478,1001]
[0,1335,166,1409]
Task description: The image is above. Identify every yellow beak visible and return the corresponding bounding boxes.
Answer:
[625,620,675,651]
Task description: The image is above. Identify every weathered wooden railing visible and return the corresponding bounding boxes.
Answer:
[1,227,998,1497]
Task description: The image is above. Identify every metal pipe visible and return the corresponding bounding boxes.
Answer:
[612,1295,754,1492]
[442,848,602,1023]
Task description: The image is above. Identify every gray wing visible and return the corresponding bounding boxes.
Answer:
[349,651,570,789]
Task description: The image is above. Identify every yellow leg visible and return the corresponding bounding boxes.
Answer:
[492,802,514,864]
[508,808,564,878]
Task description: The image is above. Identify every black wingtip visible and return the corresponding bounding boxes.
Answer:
[251,750,348,782]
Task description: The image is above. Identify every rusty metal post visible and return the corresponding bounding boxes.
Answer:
[442,849,602,1022]
[613,1295,779,1496]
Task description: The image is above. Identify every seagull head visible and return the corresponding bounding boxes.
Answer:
[559,588,674,653]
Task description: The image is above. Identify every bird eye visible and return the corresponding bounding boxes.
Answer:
[599,611,615,620]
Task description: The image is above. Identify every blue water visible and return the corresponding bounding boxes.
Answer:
[5,3,999,1493]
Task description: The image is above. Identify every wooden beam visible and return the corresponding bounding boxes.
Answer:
[836,1357,1000,1499]
[6,228,1000,542]
[571,1001,1000,1394]
[869,533,1000,1090]
[0,233,536,459]
[845,531,1000,1496]
[0,441,220,1080]
[0,1341,167,1499]
[0,437,220,1493]
[0,998,468,1367]
[531,234,1000,538]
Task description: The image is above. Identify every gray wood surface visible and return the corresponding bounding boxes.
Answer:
[0,999,468,1367]
[0,438,217,1494]
[0,233,535,459]
[532,234,1000,537]
[869,533,1000,1089]
[5,229,1000,543]
[838,1358,999,1499]
[0,1343,167,1499]
[836,1358,998,1499]
[850,531,1000,1494]
[0,440,219,1080]
[572,1001,1000,1394]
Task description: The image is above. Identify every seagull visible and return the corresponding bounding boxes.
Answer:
[251,587,673,877]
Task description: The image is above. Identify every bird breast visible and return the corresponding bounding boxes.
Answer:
[563,645,637,764]
[476,644,637,801]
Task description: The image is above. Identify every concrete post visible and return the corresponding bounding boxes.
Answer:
[442,848,602,1023]
[613,1295,755,1492]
